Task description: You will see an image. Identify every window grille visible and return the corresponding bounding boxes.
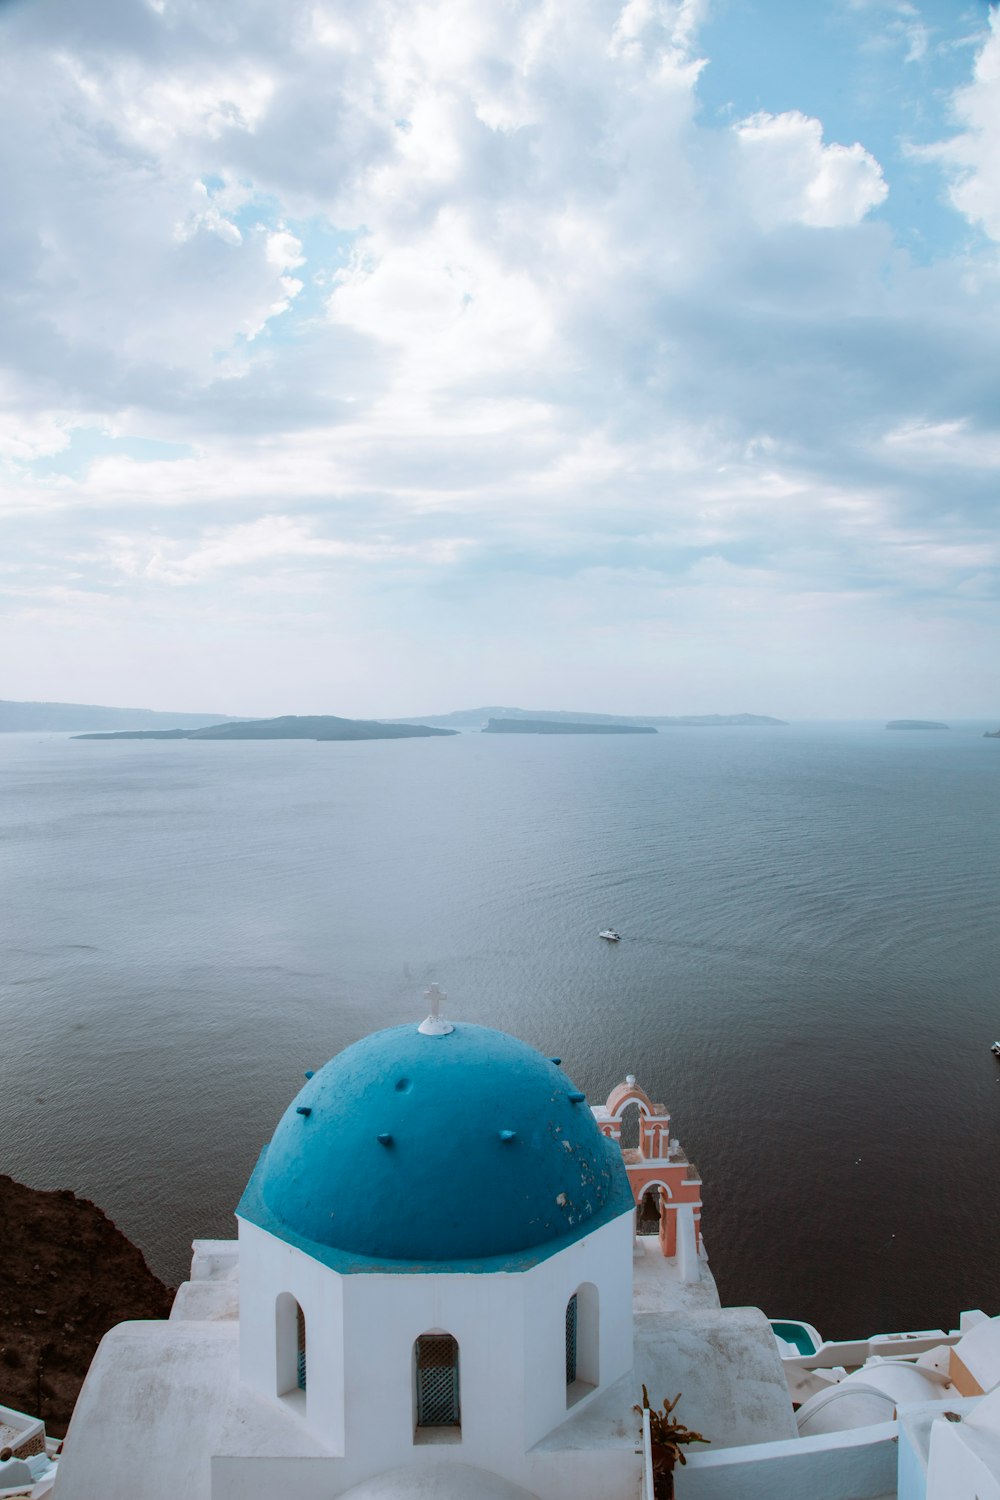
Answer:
[416,1335,460,1427]
[297,1303,307,1391]
[565,1295,578,1385]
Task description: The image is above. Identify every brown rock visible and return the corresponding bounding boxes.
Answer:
[0,1175,174,1436]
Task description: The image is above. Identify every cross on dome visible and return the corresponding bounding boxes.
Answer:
[417,981,455,1036]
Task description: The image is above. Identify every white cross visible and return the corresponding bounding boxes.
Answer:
[418,982,454,1036]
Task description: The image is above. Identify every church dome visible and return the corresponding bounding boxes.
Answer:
[240,1019,633,1268]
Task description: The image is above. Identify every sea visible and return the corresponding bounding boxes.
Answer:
[1,723,999,1338]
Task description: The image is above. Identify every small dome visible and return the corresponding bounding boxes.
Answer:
[242,1022,632,1267]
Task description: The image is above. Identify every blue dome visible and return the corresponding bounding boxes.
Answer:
[238,1022,633,1269]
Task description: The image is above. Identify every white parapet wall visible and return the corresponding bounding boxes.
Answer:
[671,1421,899,1500]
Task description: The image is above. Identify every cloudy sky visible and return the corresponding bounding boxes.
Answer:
[1,0,997,718]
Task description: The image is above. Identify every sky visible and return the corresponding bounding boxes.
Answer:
[0,0,998,719]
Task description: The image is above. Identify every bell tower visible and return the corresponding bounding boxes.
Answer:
[591,1075,704,1280]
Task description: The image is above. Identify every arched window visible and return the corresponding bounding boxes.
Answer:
[566,1284,599,1406]
[620,1101,642,1150]
[413,1333,461,1441]
[275,1293,307,1403]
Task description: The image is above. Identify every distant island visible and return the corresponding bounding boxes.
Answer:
[393,705,786,729]
[885,720,949,731]
[646,713,786,727]
[0,698,238,733]
[75,715,456,743]
[483,718,656,735]
[5,695,787,735]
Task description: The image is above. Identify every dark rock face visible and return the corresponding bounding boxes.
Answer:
[0,1176,174,1437]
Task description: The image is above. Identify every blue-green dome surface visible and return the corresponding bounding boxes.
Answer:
[237,1021,633,1271]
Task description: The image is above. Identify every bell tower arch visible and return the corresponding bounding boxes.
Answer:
[591,1074,705,1276]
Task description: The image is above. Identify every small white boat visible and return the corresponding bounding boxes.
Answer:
[598,929,621,942]
[991,1041,1000,1058]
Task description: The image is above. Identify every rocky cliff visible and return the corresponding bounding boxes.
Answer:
[0,1176,174,1436]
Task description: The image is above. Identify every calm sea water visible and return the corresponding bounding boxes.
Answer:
[2,724,999,1336]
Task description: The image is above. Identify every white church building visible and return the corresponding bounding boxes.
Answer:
[43,988,1000,1500]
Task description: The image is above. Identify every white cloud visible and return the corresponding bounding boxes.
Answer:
[610,0,707,67]
[0,413,74,465]
[734,111,888,228]
[924,12,1000,242]
[0,39,302,375]
[329,210,555,391]
[0,0,997,713]
[59,52,276,151]
[175,180,243,247]
[106,514,473,584]
[883,419,1000,470]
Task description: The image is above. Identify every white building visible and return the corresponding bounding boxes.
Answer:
[46,990,1000,1500]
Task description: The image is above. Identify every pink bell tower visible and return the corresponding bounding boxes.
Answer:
[591,1075,703,1274]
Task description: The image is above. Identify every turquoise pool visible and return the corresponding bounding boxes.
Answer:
[770,1321,821,1356]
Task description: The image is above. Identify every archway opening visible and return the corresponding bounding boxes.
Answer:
[566,1283,599,1407]
[638,1186,661,1235]
[620,1100,642,1150]
[275,1293,306,1403]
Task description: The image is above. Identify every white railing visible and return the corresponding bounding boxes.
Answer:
[786,1329,959,1371]
[641,1405,655,1500]
[781,1330,963,1406]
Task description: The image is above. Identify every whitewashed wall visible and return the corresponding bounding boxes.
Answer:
[238,1220,347,1453]
[520,1211,634,1448]
[236,1208,633,1493]
[672,1423,899,1500]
